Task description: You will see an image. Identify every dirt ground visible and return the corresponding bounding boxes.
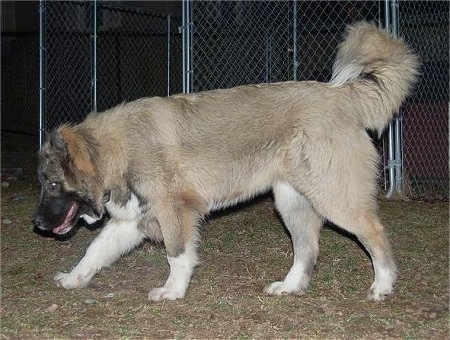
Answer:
[1,132,449,339]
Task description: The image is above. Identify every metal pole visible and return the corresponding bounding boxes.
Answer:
[386,123,396,198]
[391,0,399,36]
[292,0,298,81]
[385,0,403,197]
[39,0,46,148]
[182,1,185,93]
[91,0,97,112]
[188,1,192,93]
[391,0,403,194]
[384,0,396,198]
[167,14,171,96]
[182,0,192,93]
[394,115,403,193]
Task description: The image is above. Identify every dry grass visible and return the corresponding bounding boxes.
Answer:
[1,132,448,338]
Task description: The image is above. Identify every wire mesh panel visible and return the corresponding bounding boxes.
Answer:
[399,1,449,199]
[191,1,293,91]
[294,1,381,82]
[44,1,92,129]
[190,1,381,91]
[169,15,183,96]
[96,4,182,111]
[43,1,181,130]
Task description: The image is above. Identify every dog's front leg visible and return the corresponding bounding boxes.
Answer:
[148,202,200,301]
[55,218,145,289]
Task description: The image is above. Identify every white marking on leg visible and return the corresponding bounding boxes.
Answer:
[368,262,397,301]
[264,260,309,295]
[148,238,199,301]
[55,218,144,289]
[265,182,322,296]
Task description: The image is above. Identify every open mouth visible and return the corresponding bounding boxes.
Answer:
[53,201,80,235]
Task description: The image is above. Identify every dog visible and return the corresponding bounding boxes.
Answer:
[33,22,418,301]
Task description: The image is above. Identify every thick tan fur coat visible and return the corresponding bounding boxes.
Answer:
[36,22,418,301]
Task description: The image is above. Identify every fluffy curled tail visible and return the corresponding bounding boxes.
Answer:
[330,22,419,133]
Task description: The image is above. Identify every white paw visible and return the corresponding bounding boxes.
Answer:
[264,281,305,295]
[148,287,185,301]
[367,266,397,301]
[54,271,90,289]
[367,282,394,301]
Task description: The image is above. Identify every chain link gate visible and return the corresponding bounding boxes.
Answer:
[39,0,182,146]
[399,1,449,199]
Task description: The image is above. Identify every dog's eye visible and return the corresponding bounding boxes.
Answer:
[48,181,60,191]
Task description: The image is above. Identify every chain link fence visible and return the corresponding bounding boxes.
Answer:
[95,3,182,112]
[190,1,381,90]
[41,1,182,133]
[399,1,449,199]
[43,1,92,131]
[191,1,292,91]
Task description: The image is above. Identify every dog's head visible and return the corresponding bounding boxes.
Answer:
[33,125,105,235]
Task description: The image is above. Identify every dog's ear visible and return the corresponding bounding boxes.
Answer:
[57,125,96,176]
[47,128,67,151]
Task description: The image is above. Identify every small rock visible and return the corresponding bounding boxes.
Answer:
[85,299,97,305]
[429,312,437,319]
[103,292,114,299]
[12,195,25,201]
[1,181,9,188]
[2,219,12,225]
[47,304,58,312]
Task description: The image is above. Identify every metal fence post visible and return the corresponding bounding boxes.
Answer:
[384,0,397,198]
[167,13,171,96]
[385,0,403,198]
[391,0,403,194]
[182,0,192,94]
[292,0,298,81]
[91,0,97,112]
[39,0,46,148]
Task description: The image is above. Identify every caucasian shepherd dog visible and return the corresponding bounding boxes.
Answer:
[33,22,418,301]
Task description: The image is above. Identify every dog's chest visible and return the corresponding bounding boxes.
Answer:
[105,193,141,221]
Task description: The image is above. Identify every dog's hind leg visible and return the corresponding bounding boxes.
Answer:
[359,214,398,301]
[265,182,323,295]
[326,211,397,301]
[55,219,145,289]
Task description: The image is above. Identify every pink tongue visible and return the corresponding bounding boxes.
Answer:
[53,202,79,234]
